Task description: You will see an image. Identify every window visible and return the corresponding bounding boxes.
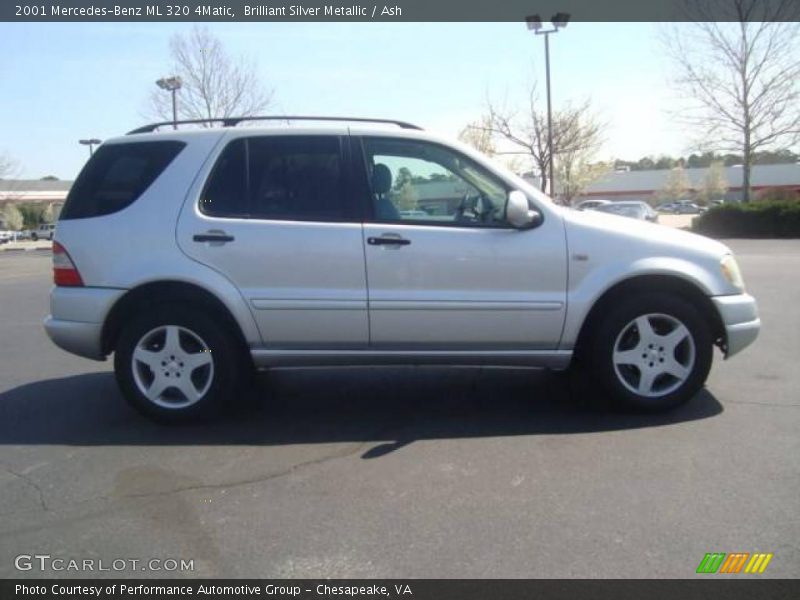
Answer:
[200,136,347,221]
[362,138,509,226]
[200,139,247,217]
[61,141,185,220]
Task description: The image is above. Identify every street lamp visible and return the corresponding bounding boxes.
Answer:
[526,12,569,201]
[156,76,183,130]
[79,138,102,157]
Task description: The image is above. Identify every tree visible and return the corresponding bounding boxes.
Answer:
[665,0,800,201]
[0,153,17,180]
[481,87,604,197]
[148,26,273,124]
[557,156,612,206]
[458,117,496,157]
[393,167,418,211]
[40,175,59,181]
[1,204,23,231]
[658,166,692,202]
[17,203,45,229]
[696,161,729,205]
[42,203,54,224]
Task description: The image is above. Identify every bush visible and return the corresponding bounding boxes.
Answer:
[693,200,800,238]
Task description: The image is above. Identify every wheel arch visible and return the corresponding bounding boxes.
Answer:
[101,280,252,361]
[573,274,726,361]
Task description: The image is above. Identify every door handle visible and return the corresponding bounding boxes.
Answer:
[193,232,234,243]
[368,236,411,246]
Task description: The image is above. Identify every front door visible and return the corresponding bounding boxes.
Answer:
[358,136,567,349]
[177,132,368,348]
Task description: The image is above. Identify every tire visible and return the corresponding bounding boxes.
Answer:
[31,233,38,241]
[114,305,247,422]
[580,293,713,412]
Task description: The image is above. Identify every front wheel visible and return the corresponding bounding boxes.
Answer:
[582,293,713,412]
[114,306,246,422]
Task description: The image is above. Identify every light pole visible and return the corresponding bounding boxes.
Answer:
[526,13,569,201]
[156,76,183,130]
[79,138,102,157]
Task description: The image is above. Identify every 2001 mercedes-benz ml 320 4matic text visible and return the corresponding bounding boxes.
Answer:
[45,116,760,422]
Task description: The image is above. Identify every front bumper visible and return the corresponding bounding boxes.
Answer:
[44,286,125,361]
[712,293,760,358]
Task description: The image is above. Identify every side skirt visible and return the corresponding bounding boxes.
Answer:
[250,349,573,370]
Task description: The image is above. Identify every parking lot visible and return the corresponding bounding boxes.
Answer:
[0,239,797,578]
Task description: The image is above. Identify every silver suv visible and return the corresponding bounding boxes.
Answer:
[45,116,760,422]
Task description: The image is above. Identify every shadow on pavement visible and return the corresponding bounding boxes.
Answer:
[0,367,723,457]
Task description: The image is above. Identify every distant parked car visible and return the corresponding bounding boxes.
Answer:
[673,201,704,215]
[0,231,11,244]
[575,199,612,211]
[31,223,56,241]
[16,229,32,240]
[657,202,678,213]
[592,201,659,223]
[399,210,430,219]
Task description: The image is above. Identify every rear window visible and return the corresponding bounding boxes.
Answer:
[61,141,185,220]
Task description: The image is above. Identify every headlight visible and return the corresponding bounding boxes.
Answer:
[720,255,745,291]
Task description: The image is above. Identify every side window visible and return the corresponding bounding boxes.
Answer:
[362,138,509,226]
[200,139,247,217]
[248,136,345,221]
[61,141,185,220]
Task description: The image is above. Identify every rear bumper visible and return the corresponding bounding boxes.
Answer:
[44,286,125,361]
[712,293,760,358]
[44,317,105,360]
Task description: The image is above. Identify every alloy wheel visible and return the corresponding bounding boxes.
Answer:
[612,313,696,398]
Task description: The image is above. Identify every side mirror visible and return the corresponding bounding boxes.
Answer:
[506,190,541,229]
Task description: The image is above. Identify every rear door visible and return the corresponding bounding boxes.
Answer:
[177,131,369,348]
[357,136,568,349]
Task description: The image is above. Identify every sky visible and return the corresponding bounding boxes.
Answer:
[0,21,691,180]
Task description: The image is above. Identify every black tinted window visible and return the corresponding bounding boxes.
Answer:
[200,136,346,221]
[200,139,247,217]
[62,141,184,220]
[248,136,344,221]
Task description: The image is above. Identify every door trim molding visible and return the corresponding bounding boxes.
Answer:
[251,299,367,310]
[368,300,564,311]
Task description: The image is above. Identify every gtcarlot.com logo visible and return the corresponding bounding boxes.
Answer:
[696,552,773,574]
[14,554,194,572]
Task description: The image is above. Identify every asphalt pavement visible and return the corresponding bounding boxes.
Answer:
[0,240,797,578]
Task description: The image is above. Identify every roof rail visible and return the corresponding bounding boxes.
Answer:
[127,115,423,135]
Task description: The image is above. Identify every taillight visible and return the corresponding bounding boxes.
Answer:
[52,241,84,287]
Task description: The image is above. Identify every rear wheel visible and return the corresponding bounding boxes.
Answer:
[114,306,246,422]
[581,293,713,412]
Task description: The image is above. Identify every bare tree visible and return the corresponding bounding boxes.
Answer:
[0,153,18,180]
[148,26,274,124]
[481,87,604,197]
[459,117,496,157]
[665,0,800,201]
